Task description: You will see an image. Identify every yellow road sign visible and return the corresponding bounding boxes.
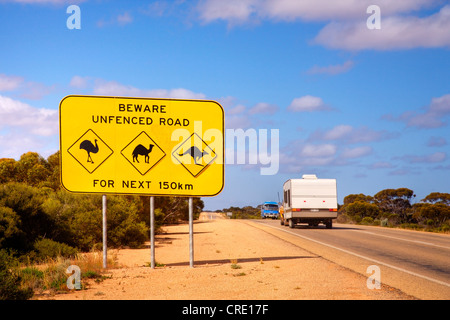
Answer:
[59,95,224,196]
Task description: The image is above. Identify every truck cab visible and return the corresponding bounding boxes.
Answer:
[261,201,279,219]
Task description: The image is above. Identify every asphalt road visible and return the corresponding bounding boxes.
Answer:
[254,219,450,299]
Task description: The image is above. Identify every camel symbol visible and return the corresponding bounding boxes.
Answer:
[80,139,99,164]
[132,144,154,163]
[179,146,208,166]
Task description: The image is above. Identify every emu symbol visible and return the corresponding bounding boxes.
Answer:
[80,139,99,164]
[132,144,154,163]
[179,146,208,166]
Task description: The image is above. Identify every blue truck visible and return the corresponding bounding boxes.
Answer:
[261,201,279,219]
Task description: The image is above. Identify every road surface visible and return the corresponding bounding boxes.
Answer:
[253,219,450,299]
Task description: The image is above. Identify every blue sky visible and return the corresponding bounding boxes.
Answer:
[0,0,449,210]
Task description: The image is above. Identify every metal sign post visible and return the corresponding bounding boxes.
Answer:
[150,196,155,269]
[102,194,107,269]
[189,197,194,268]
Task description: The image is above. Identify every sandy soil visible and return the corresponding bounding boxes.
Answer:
[39,213,415,300]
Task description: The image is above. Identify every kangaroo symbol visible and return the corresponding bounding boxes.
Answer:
[132,144,154,163]
[179,146,208,166]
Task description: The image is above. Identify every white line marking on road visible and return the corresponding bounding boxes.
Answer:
[259,223,450,288]
[351,230,450,250]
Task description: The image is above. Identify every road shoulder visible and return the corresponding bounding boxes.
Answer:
[42,217,416,300]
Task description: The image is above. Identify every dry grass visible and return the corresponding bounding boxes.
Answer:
[21,249,119,297]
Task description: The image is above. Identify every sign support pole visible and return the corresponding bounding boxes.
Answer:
[102,194,107,269]
[150,196,155,269]
[189,197,194,268]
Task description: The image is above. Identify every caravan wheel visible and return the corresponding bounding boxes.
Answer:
[289,219,295,228]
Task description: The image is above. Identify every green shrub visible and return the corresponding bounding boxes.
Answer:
[33,238,77,261]
[361,217,374,225]
[0,250,33,300]
[20,267,44,293]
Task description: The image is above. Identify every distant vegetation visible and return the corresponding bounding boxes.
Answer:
[338,188,450,232]
[0,151,204,299]
[216,205,261,219]
[217,189,449,234]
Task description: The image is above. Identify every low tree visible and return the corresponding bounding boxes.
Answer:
[343,193,375,206]
[0,159,16,184]
[422,192,450,205]
[374,188,415,222]
[0,182,55,253]
[413,192,450,229]
[345,201,381,223]
[413,203,450,227]
[0,206,20,249]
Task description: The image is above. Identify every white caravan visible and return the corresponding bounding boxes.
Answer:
[281,174,337,229]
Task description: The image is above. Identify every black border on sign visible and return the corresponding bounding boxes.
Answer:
[120,131,166,176]
[59,95,225,197]
[67,129,114,174]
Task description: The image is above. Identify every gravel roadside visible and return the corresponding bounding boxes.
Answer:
[41,215,415,300]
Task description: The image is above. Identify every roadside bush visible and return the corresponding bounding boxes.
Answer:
[105,196,147,248]
[0,182,55,252]
[346,201,380,222]
[361,217,374,225]
[0,206,21,248]
[19,267,44,293]
[33,238,77,261]
[0,250,33,300]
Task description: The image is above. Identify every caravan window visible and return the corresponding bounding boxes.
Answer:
[287,189,291,208]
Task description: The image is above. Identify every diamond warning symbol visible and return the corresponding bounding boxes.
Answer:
[121,131,166,175]
[67,129,113,174]
[172,133,217,178]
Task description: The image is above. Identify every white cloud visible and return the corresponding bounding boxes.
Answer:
[0,74,24,91]
[196,0,449,51]
[383,94,450,129]
[397,152,446,164]
[369,161,394,169]
[197,0,258,25]
[341,146,372,159]
[427,136,447,147]
[306,60,354,75]
[93,80,207,100]
[300,143,337,158]
[0,95,58,136]
[20,81,55,100]
[287,95,331,112]
[314,5,450,51]
[279,136,379,173]
[310,124,397,144]
[0,131,56,159]
[0,73,54,100]
[97,11,134,28]
[69,75,90,89]
[320,124,353,140]
[117,12,133,25]
[1,0,85,4]
[197,0,438,24]
[248,102,278,115]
